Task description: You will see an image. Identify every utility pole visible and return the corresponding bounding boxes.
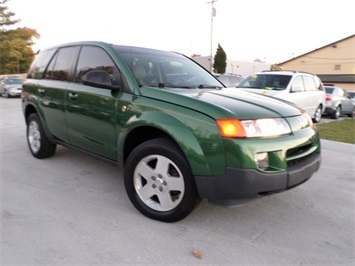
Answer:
[207,0,217,73]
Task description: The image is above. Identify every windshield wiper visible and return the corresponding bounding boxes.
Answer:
[197,84,223,89]
[237,86,264,89]
[139,82,222,90]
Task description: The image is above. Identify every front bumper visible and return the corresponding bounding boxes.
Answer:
[8,89,22,97]
[194,152,321,206]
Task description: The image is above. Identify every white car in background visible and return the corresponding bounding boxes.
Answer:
[236,71,326,123]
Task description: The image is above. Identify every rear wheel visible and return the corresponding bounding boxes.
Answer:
[124,138,201,222]
[312,105,322,123]
[348,107,355,117]
[26,113,56,159]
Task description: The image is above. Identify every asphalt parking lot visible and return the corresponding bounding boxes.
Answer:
[1,97,354,265]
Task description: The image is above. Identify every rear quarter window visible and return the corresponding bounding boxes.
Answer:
[303,76,317,92]
[27,49,56,79]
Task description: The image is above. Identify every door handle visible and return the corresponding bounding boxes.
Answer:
[68,92,78,100]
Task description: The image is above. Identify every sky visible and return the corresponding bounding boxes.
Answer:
[7,0,355,64]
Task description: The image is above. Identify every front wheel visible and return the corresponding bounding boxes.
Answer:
[3,90,9,98]
[124,138,201,222]
[26,113,57,159]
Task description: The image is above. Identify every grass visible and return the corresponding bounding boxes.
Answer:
[316,118,355,144]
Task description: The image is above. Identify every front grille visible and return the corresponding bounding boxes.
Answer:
[286,144,317,167]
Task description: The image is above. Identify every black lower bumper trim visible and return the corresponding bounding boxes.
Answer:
[194,153,321,203]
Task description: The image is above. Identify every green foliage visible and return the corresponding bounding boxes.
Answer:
[316,118,355,144]
[0,0,39,74]
[213,43,227,74]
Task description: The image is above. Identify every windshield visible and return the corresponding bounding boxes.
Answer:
[115,46,222,89]
[4,78,23,85]
[237,74,291,90]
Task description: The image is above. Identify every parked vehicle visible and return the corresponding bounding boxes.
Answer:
[348,91,355,102]
[22,41,321,222]
[323,86,355,118]
[236,71,326,123]
[0,76,23,98]
[215,73,244,87]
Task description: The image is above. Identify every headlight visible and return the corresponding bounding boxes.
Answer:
[217,118,291,138]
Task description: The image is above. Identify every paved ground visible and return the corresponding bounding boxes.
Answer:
[1,97,354,265]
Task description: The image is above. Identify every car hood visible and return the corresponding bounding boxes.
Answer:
[139,87,303,119]
[237,87,284,97]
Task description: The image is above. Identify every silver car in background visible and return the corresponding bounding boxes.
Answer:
[324,86,355,119]
[348,91,355,103]
[0,76,23,98]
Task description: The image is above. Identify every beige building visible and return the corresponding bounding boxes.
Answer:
[278,34,355,91]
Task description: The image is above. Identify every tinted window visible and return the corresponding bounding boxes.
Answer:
[303,76,317,91]
[27,49,56,79]
[237,74,291,90]
[45,47,78,81]
[325,87,334,94]
[74,46,121,86]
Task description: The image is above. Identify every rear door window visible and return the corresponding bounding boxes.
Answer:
[303,76,317,91]
[45,47,79,81]
[27,49,56,79]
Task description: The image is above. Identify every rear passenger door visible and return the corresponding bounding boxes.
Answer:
[65,45,120,160]
[302,75,323,116]
[340,89,353,113]
[37,46,79,143]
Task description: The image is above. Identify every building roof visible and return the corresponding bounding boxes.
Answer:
[279,34,355,64]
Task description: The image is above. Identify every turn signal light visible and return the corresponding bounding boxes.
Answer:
[216,119,246,138]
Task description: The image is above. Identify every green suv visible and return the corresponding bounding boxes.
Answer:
[22,41,321,222]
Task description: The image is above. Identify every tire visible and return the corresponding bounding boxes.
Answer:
[26,113,57,159]
[312,105,322,123]
[124,138,201,222]
[3,90,9,98]
[348,107,355,117]
[331,106,341,119]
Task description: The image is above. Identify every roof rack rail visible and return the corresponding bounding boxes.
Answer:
[261,70,316,75]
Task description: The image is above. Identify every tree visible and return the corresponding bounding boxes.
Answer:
[0,0,39,74]
[213,43,227,74]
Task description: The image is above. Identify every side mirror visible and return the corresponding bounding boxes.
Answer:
[82,70,120,90]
